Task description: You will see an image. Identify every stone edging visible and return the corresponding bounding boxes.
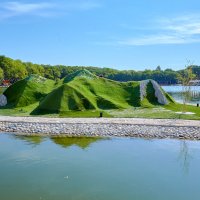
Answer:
[1,119,200,140]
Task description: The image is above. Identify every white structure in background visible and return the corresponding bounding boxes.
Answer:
[140,80,149,101]
[140,80,168,105]
[189,80,200,86]
[0,95,7,106]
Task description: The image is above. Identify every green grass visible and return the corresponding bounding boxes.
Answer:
[2,70,199,119]
[3,75,56,107]
[164,103,200,118]
[59,110,111,118]
[67,77,141,108]
[0,87,7,94]
[0,103,39,116]
[107,103,200,120]
[0,102,111,117]
[1,101,200,120]
[142,82,160,107]
[33,71,142,114]
[2,70,166,115]
[63,69,96,83]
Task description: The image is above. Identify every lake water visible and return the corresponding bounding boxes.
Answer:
[0,133,200,200]
[162,85,200,104]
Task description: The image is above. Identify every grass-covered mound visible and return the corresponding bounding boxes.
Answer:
[140,81,174,107]
[63,69,96,83]
[2,70,175,115]
[4,74,56,107]
[32,84,96,114]
[33,70,142,114]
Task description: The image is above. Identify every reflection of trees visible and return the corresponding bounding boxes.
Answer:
[51,137,103,149]
[178,141,192,174]
[14,135,104,149]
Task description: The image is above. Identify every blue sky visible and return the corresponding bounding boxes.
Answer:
[0,0,200,70]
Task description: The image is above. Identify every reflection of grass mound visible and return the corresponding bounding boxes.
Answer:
[4,75,55,107]
[51,137,102,149]
[14,135,44,145]
[13,135,103,149]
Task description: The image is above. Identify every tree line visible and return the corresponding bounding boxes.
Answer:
[0,55,200,85]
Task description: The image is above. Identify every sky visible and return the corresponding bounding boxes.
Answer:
[0,0,200,71]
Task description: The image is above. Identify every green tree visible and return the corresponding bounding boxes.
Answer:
[177,65,196,112]
[156,65,161,71]
[0,67,4,81]
[0,56,27,81]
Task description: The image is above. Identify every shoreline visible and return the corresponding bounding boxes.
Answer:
[1,116,200,140]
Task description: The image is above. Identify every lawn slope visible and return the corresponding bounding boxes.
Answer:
[2,69,176,116]
[33,70,142,114]
[4,75,56,107]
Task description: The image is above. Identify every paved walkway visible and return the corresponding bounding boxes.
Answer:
[0,116,200,127]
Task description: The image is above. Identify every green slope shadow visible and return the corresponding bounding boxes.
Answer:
[4,75,56,108]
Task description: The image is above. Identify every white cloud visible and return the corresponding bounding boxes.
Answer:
[161,15,200,35]
[2,2,54,13]
[0,1,101,20]
[0,1,56,19]
[118,14,200,46]
[119,35,200,46]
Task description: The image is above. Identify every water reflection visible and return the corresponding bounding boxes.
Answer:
[1,134,200,200]
[14,135,104,149]
[51,136,103,149]
[168,92,200,104]
[14,135,45,146]
[162,85,200,104]
[10,135,196,174]
[178,141,193,174]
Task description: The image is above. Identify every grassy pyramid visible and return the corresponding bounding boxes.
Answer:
[32,84,96,114]
[32,69,143,114]
[3,70,175,115]
[63,69,96,83]
[4,74,56,107]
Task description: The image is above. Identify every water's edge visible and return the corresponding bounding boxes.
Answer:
[1,118,200,140]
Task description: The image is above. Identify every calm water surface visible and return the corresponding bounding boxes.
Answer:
[162,85,200,104]
[0,134,200,200]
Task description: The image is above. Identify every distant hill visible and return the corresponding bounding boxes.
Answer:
[2,55,199,85]
[2,69,175,115]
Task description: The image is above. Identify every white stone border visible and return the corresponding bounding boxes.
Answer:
[1,117,200,140]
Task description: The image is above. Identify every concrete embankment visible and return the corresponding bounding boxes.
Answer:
[0,116,200,140]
